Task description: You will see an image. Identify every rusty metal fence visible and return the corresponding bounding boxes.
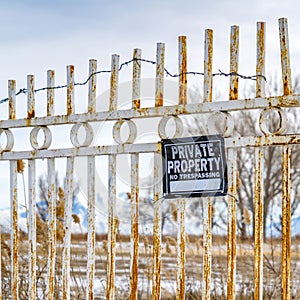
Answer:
[0,17,299,299]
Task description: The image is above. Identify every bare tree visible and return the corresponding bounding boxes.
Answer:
[185,78,300,240]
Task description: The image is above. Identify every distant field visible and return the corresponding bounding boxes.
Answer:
[2,234,300,299]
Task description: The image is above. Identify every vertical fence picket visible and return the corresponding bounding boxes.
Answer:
[27,75,35,118]
[106,53,119,299]
[130,153,139,299]
[47,70,55,116]
[227,24,239,300]
[256,22,266,98]
[279,17,292,300]
[155,43,165,107]
[88,59,97,114]
[254,21,265,300]
[28,159,37,300]
[176,199,185,300]
[227,148,237,300]
[229,26,239,100]
[8,80,16,120]
[129,47,141,300]
[152,44,164,299]
[254,147,264,300]
[106,154,117,300]
[175,35,187,300]
[46,158,56,300]
[109,55,120,112]
[178,36,187,105]
[87,156,96,300]
[67,65,75,115]
[203,29,213,103]
[62,157,74,300]
[152,147,162,300]
[202,28,213,300]
[10,160,18,300]
[282,145,291,300]
[279,18,292,96]
[132,48,141,109]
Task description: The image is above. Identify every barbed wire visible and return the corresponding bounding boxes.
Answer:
[0,58,267,105]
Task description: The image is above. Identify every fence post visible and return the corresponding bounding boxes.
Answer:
[202,28,213,300]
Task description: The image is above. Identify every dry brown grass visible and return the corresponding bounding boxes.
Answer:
[2,232,300,299]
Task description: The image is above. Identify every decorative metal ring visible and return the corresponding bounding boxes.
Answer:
[206,112,234,137]
[70,123,94,147]
[113,119,137,144]
[259,107,287,136]
[0,129,14,152]
[158,116,183,139]
[30,126,52,150]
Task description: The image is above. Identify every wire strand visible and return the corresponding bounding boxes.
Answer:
[0,57,267,105]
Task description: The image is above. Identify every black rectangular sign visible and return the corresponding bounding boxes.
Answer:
[162,135,228,198]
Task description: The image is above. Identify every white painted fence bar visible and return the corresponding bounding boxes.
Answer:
[109,55,119,112]
[229,25,239,100]
[87,156,96,300]
[227,148,237,300]
[46,158,56,300]
[254,147,264,300]
[62,157,74,300]
[254,22,265,299]
[279,18,292,96]
[8,80,16,120]
[27,75,35,118]
[67,65,75,115]
[130,153,139,300]
[155,42,165,107]
[152,149,162,300]
[88,59,97,114]
[130,47,141,299]
[256,22,265,98]
[47,70,55,116]
[2,94,300,129]
[106,154,117,300]
[202,27,213,300]
[28,159,37,300]
[10,160,18,300]
[282,145,292,300]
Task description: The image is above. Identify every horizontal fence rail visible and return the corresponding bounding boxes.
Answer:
[0,17,298,300]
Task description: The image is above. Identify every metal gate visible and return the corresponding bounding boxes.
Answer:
[0,17,299,299]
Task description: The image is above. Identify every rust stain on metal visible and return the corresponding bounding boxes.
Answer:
[133,99,140,109]
[229,26,239,100]
[179,36,187,105]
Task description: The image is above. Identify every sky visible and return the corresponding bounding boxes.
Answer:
[1,0,300,208]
